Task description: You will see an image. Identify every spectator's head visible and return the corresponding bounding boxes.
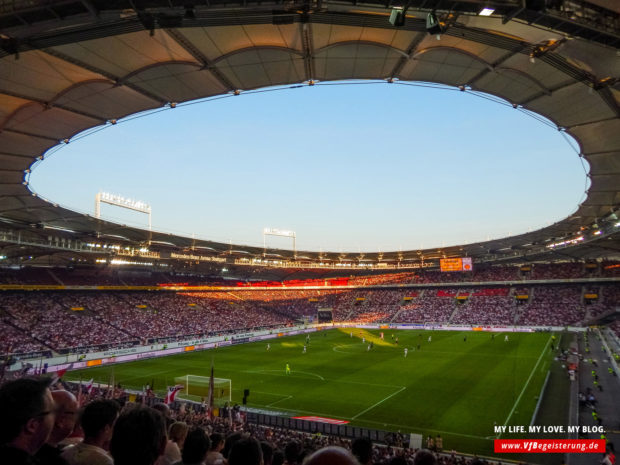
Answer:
[152,402,171,419]
[168,421,189,448]
[284,439,302,464]
[414,449,437,465]
[261,441,274,465]
[352,437,373,465]
[182,427,211,464]
[229,437,263,465]
[210,432,225,451]
[110,407,166,465]
[48,390,78,445]
[80,399,120,449]
[302,446,358,465]
[223,431,244,458]
[0,377,54,455]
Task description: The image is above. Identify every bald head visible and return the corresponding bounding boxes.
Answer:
[302,447,359,465]
[48,390,78,445]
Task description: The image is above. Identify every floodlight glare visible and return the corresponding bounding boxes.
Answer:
[479,8,494,16]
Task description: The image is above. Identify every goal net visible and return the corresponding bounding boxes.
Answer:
[174,375,232,404]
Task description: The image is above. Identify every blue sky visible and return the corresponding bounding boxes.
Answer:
[30,82,587,252]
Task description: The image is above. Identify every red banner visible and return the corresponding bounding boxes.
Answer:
[494,440,605,453]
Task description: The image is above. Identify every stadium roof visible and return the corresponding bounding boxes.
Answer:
[1,0,620,267]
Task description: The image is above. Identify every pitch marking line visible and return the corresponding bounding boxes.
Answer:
[296,371,325,381]
[242,369,402,389]
[243,390,290,397]
[336,380,405,389]
[245,369,325,381]
[333,344,536,360]
[497,335,553,439]
[248,403,488,441]
[266,395,293,407]
[352,386,406,420]
[332,344,366,354]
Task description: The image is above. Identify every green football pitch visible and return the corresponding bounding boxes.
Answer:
[67,328,554,456]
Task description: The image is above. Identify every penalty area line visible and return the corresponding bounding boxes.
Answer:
[266,395,293,407]
[244,369,325,381]
[498,335,553,439]
[352,386,406,420]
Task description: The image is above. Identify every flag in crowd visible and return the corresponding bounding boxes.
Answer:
[165,384,184,404]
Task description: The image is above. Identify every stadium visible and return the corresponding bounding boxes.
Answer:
[0,1,619,465]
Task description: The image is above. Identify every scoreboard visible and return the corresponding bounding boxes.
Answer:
[440,257,473,272]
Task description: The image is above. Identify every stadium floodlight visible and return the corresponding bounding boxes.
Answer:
[389,7,405,27]
[95,191,152,231]
[426,12,444,38]
[263,228,295,237]
[478,7,494,16]
[263,227,297,258]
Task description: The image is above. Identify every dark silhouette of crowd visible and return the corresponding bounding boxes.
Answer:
[0,376,532,465]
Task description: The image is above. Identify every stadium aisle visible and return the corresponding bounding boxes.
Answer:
[571,331,619,465]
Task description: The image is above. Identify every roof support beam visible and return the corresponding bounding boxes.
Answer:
[565,116,618,130]
[0,151,39,160]
[518,80,578,106]
[1,127,59,142]
[0,89,106,124]
[467,47,526,86]
[0,195,27,209]
[502,0,526,25]
[162,28,236,91]
[41,48,167,105]
[301,22,315,80]
[389,31,425,79]
[597,86,620,118]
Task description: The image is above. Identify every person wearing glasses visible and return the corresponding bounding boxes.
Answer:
[0,377,56,464]
[36,390,79,465]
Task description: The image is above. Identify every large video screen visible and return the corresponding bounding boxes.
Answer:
[440,257,473,272]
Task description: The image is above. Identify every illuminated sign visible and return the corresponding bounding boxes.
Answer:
[439,257,473,272]
[263,228,296,238]
[98,192,151,213]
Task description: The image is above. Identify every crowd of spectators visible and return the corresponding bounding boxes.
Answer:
[450,295,515,326]
[0,293,136,353]
[0,376,525,465]
[0,279,617,356]
[0,320,49,357]
[530,263,584,280]
[396,292,456,324]
[517,286,585,326]
[583,285,620,321]
[347,273,416,286]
